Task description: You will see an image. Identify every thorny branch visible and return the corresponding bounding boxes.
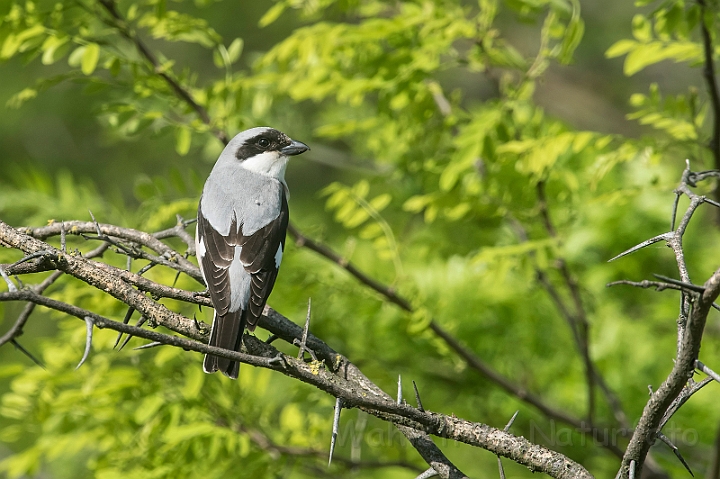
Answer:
[610,162,720,478]
[0,220,595,479]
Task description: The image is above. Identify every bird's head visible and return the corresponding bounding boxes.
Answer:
[222,127,309,181]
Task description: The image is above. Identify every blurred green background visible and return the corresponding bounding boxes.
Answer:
[1,0,719,478]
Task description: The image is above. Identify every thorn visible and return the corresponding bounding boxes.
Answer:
[704,197,720,208]
[608,232,673,262]
[495,411,519,479]
[497,457,506,479]
[76,316,94,370]
[171,270,181,288]
[126,255,132,271]
[88,210,102,236]
[503,410,519,432]
[697,360,720,383]
[415,468,439,479]
[397,374,403,405]
[60,221,66,253]
[0,265,17,292]
[629,459,636,479]
[294,298,317,361]
[136,262,157,276]
[118,316,146,351]
[328,397,343,467]
[656,432,693,476]
[266,334,279,344]
[9,250,52,269]
[114,307,135,349]
[193,314,201,331]
[133,341,164,351]
[412,380,424,412]
[10,339,45,369]
[671,192,680,231]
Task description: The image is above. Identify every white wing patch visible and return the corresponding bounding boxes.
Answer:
[274,244,283,269]
[195,223,206,277]
[228,245,252,312]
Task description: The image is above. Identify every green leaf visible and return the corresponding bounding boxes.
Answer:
[175,128,192,156]
[352,180,370,199]
[1,34,21,59]
[631,14,652,42]
[81,43,100,75]
[605,39,636,58]
[259,2,287,28]
[40,36,68,65]
[369,194,391,211]
[227,38,244,63]
[403,195,431,213]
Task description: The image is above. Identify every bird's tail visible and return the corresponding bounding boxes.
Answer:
[203,309,245,379]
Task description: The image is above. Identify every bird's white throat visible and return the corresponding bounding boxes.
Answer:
[240,151,289,181]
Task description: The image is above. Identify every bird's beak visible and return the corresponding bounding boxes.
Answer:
[281,140,309,156]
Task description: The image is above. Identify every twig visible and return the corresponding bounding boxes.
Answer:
[397,375,403,405]
[658,378,712,431]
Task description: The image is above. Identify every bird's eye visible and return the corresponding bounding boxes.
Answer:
[257,138,270,148]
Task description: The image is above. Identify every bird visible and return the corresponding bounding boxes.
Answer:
[196,127,309,379]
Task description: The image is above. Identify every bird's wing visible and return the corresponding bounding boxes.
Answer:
[196,203,241,317]
[238,189,289,329]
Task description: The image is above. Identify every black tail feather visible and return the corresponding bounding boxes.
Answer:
[203,309,245,379]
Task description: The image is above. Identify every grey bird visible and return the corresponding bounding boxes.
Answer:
[196,127,309,379]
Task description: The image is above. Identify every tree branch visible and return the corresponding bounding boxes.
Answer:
[614,165,720,477]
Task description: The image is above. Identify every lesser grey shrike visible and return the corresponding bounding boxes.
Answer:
[196,127,309,379]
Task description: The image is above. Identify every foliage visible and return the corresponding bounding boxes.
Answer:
[1,0,720,478]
